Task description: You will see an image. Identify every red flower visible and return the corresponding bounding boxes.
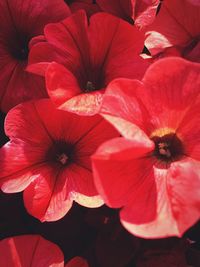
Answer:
[0,235,64,267]
[92,57,200,238]
[145,0,200,62]
[28,11,149,115]
[65,257,89,267]
[97,0,160,27]
[0,0,70,112]
[0,99,118,222]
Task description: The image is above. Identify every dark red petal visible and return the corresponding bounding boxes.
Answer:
[145,0,200,55]
[0,0,70,112]
[0,235,64,267]
[97,0,134,22]
[1,64,47,112]
[92,137,154,208]
[28,42,67,76]
[89,12,148,82]
[44,10,89,75]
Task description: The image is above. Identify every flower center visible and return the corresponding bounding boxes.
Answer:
[9,35,29,61]
[151,133,184,162]
[46,141,73,166]
[85,81,96,92]
[56,153,69,165]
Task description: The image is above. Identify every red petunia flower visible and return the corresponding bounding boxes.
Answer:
[145,0,200,62]
[96,0,160,27]
[92,57,200,238]
[0,235,64,267]
[0,99,118,222]
[0,0,70,112]
[65,257,89,267]
[28,11,149,115]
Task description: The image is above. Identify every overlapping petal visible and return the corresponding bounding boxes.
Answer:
[0,0,70,112]
[0,235,64,267]
[92,57,200,238]
[0,99,118,221]
[29,11,149,115]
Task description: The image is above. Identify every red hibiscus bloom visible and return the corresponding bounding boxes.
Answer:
[145,0,200,62]
[28,11,149,115]
[96,0,160,27]
[0,235,64,267]
[65,257,89,267]
[0,0,70,112]
[92,57,200,238]
[0,99,118,222]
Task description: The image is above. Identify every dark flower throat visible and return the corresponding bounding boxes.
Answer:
[151,133,184,162]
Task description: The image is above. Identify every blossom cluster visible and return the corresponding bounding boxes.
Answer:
[0,0,200,266]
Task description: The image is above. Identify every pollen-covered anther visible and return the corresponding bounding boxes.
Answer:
[57,153,68,165]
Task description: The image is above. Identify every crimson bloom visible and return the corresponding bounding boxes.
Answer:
[145,0,200,62]
[28,11,149,115]
[0,235,64,267]
[0,0,70,112]
[0,99,118,222]
[92,57,200,238]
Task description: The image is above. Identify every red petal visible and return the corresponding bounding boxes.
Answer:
[89,12,148,81]
[44,10,89,75]
[167,158,200,236]
[102,58,200,135]
[92,137,154,208]
[23,165,73,222]
[59,91,104,116]
[121,158,200,238]
[65,163,103,208]
[5,101,52,145]
[1,64,47,112]
[0,0,70,112]
[65,256,89,267]
[97,0,134,22]
[28,42,67,76]
[101,79,149,133]
[145,0,200,55]
[0,235,64,267]
[46,62,81,106]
